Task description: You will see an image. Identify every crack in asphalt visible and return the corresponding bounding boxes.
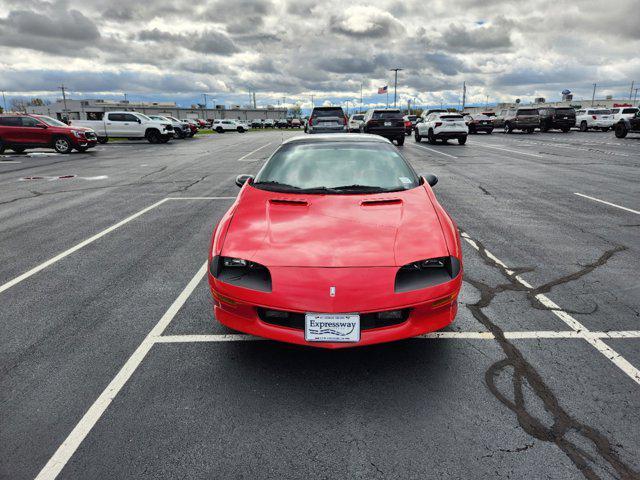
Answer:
[462,233,637,479]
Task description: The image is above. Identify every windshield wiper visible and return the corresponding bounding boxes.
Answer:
[253,180,302,191]
[329,184,394,193]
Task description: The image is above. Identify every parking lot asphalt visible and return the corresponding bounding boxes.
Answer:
[1,129,639,479]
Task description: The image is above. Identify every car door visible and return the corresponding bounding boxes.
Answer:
[122,113,142,136]
[0,116,23,143]
[21,116,50,145]
[105,113,126,136]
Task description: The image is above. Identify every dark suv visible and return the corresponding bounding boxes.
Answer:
[538,107,576,133]
[614,110,640,138]
[360,109,406,145]
[0,114,97,154]
[493,108,539,133]
[307,106,347,134]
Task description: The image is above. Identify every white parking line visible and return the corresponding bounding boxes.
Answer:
[410,143,459,159]
[237,142,273,161]
[461,232,640,386]
[34,262,208,480]
[0,197,232,295]
[0,160,21,164]
[574,192,640,215]
[0,198,168,295]
[154,330,640,342]
[471,142,545,158]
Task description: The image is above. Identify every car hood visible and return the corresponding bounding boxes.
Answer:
[221,185,450,267]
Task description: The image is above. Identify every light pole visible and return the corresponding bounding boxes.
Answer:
[59,84,69,123]
[389,68,403,108]
[1,90,6,112]
[591,83,597,107]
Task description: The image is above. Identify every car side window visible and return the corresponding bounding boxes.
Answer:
[108,113,124,121]
[0,116,22,126]
[122,114,139,122]
[21,117,42,127]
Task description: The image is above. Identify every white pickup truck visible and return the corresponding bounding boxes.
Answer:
[70,111,174,143]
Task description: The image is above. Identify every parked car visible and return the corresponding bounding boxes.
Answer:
[250,119,264,128]
[180,119,198,137]
[493,108,539,133]
[212,119,248,133]
[538,107,576,133]
[575,108,615,132]
[463,113,494,134]
[210,134,462,348]
[415,112,468,144]
[165,116,192,138]
[148,115,189,139]
[70,111,173,143]
[0,114,98,154]
[263,119,275,128]
[360,109,405,145]
[403,115,418,135]
[276,119,289,129]
[193,119,207,128]
[614,109,640,138]
[290,118,302,128]
[307,106,348,134]
[348,114,365,132]
[609,107,639,124]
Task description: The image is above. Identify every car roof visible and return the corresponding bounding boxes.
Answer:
[282,133,392,145]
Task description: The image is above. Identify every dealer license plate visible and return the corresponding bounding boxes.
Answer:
[305,313,360,342]
[384,121,392,126]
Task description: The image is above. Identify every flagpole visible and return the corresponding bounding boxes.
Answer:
[386,90,389,108]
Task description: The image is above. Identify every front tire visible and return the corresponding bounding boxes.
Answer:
[458,136,467,145]
[414,130,422,142]
[505,122,513,134]
[579,121,588,132]
[614,123,628,138]
[146,130,161,144]
[561,127,570,133]
[12,147,26,153]
[76,146,88,153]
[427,130,437,144]
[486,129,493,135]
[54,136,72,154]
[0,139,5,154]
[396,136,405,146]
[216,127,224,133]
[527,127,535,134]
[97,137,108,144]
[237,127,245,133]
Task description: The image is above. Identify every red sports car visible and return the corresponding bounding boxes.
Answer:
[208,134,462,348]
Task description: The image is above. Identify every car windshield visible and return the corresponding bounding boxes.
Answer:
[622,108,638,114]
[555,108,575,114]
[518,109,538,115]
[38,116,68,127]
[440,115,463,121]
[472,114,489,120]
[372,111,402,119]
[352,115,364,120]
[253,142,420,194]
[137,114,152,121]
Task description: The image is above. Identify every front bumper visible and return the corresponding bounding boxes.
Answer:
[209,266,462,348]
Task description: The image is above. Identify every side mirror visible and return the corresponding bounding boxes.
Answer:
[137,118,142,123]
[422,174,438,187]
[416,118,423,124]
[235,174,254,188]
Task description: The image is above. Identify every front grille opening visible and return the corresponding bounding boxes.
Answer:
[257,308,410,331]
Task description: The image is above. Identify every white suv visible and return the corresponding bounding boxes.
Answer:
[575,108,615,132]
[348,114,365,132]
[414,112,468,145]
[212,119,248,133]
[609,107,639,124]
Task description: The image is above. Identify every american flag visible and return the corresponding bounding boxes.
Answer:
[378,85,388,94]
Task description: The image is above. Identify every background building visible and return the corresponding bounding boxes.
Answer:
[25,99,287,121]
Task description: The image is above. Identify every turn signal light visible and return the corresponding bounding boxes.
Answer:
[431,293,457,308]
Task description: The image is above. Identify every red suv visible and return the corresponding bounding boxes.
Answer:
[0,114,98,154]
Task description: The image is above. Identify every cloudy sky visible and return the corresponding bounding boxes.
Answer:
[1,0,639,110]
